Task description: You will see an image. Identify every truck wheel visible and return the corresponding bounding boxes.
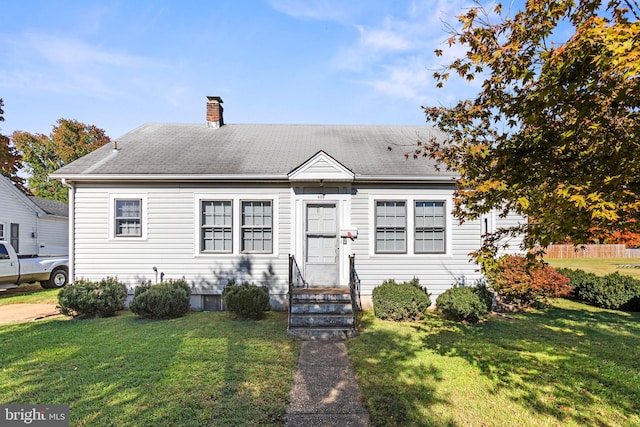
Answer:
[47,268,68,288]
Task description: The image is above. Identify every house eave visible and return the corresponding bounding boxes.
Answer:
[52,174,290,183]
[356,175,458,183]
[52,173,459,184]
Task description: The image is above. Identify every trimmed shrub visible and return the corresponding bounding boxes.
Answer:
[559,268,640,310]
[436,286,488,323]
[487,255,572,308]
[222,281,270,319]
[473,281,495,311]
[129,278,191,320]
[57,277,127,318]
[372,278,431,321]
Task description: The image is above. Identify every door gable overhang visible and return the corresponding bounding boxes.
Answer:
[288,151,355,183]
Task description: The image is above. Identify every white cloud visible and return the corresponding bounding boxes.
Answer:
[267,0,353,22]
[0,32,157,97]
[356,25,412,52]
[323,0,481,104]
[29,34,147,69]
[369,65,428,101]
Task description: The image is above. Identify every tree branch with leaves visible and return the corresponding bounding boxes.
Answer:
[421,0,639,264]
[0,98,27,192]
[13,119,110,202]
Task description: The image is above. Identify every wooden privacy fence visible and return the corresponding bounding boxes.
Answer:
[545,244,640,258]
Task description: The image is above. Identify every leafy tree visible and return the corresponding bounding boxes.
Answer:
[0,98,26,191]
[419,0,639,265]
[13,119,110,202]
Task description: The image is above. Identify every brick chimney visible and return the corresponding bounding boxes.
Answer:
[206,96,224,128]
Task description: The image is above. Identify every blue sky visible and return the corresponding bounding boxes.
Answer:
[0,0,510,140]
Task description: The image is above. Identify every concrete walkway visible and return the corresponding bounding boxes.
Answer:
[285,341,371,426]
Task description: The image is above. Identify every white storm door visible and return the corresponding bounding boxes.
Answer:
[305,203,338,287]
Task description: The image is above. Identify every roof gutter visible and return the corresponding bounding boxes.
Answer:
[51,173,460,184]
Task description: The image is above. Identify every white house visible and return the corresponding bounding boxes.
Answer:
[0,175,69,256]
[52,97,523,310]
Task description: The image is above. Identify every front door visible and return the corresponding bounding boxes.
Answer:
[305,203,338,287]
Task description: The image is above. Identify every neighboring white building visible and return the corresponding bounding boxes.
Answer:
[52,96,523,310]
[0,175,69,256]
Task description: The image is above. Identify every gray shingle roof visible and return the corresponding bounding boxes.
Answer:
[53,123,455,180]
[29,197,69,217]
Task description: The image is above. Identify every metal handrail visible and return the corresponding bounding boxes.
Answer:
[289,254,307,289]
[288,254,307,330]
[349,254,362,329]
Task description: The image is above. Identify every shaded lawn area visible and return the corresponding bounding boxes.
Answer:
[0,311,300,426]
[0,283,60,305]
[347,299,640,427]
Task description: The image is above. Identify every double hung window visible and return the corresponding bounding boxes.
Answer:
[201,201,232,252]
[241,201,272,253]
[115,199,142,237]
[375,199,447,254]
[199,199,273,254]
[415,201,445,253]
[375,201,406,253]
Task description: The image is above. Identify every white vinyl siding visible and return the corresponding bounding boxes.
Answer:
[0,177,69,255]
[69,180,525,308]
[115,199,142,237]
[201,200,232,253]
[355,186,481,300]
[37,217,69,255]
[375,201,406,253]
[241,201,273,253]
[415,201,445,253]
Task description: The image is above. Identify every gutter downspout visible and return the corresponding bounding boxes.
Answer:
[61,179,75,284]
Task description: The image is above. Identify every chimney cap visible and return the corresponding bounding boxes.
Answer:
[206,96,223,103]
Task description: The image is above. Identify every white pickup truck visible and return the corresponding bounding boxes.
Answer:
[0,241,69,289]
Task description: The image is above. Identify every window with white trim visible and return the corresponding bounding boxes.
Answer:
[375,201,406,253]
[114,199,142,237]
[415,201,445,253]
[201,200,232,253]
[241,201,273,253]
[0,224,4,241]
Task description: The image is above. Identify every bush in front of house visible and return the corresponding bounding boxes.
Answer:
[222,280,271,319]
[559,268,640,311]
[372,278,431,321]
[129,278,191,319]
[57,277,127,318]
[436,286,488,323]
[472,280,495,311]
[486,255,572,308]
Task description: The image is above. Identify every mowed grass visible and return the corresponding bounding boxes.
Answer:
[347,300,640,426]
[546,257,640,279]
[0,311,300,426]
[0,283,60,305]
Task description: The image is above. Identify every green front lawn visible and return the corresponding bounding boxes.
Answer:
[547,257,640,280]
[348,300,640,426]
[0,283,61,305]
[0,311,300,426]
